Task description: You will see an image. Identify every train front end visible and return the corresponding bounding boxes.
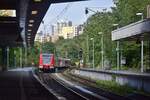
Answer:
[39,53,55,71]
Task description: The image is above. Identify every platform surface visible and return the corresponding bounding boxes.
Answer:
[0,67,56,100]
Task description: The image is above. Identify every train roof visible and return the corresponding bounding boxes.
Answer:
[41,53,54,56]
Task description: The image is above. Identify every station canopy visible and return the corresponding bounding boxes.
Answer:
[112,18,150,41]
[0,0,85,47]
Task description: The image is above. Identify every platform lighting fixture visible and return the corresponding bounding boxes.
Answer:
[98,32,104,70]
[136,13,143,20]
[90,38,93,40]
[98,32,103,35]
[136,12,144,72]
[29,20,34,23]
[112,24,119,27]
[136,13,143,16]
[0,10,16,17]
[28,24,33,27]
[31,11,38,15]
[112,23,120,71]
[28,29,32,32]
[34,0,42,2]
[90,38,94,69]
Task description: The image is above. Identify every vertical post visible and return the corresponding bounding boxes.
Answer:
[149,41,150,69]
[141,14,144,72]
[136,12,144,72]
[65,51,68,58]
[86,35,89,66]
[117,41,120,71]
[6,47,9,68]
[25,47,27,67]
[119,41,122,69]
[141,15,144,21]
[101,34,104,70]
[20,48,22,68]
[14,50,16,68]
[98,32,104,70]
[120,47,122,69]
[141,40,144,72]
[93,39,94,69]
[112,24,120,71]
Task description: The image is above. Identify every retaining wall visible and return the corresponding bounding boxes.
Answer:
[72,68,150,93]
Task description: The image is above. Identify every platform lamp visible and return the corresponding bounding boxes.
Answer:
[112,24,120,71]
[85,7,106,68]
[136,12,144,72]
[98,32,104,70]
[136,13,144,20]
[90,38,94,69]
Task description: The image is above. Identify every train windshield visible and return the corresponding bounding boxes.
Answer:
[42,54,51,64]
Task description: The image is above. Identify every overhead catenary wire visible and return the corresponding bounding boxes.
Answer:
[48,3,73,25]
[42,3,73,34]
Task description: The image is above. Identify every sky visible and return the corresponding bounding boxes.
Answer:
[37,0,114,34]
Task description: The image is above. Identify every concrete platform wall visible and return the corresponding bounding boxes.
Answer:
[73,69,150,93]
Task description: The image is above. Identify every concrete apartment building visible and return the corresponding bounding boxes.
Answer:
[35,20,84,43]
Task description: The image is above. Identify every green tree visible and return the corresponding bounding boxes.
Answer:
[42,42,55,53]
[112,0,150,70]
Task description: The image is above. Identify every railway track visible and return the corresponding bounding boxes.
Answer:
[36,70,150,100]
[37,72,107,100]
[50,74,89,100]
[61,72,128,100]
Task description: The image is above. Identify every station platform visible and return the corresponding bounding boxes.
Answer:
[0,67,57,100]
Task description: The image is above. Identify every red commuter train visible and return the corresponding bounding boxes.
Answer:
[58,58,71,67]
[39,53,71,71]
[39,53,55,71]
